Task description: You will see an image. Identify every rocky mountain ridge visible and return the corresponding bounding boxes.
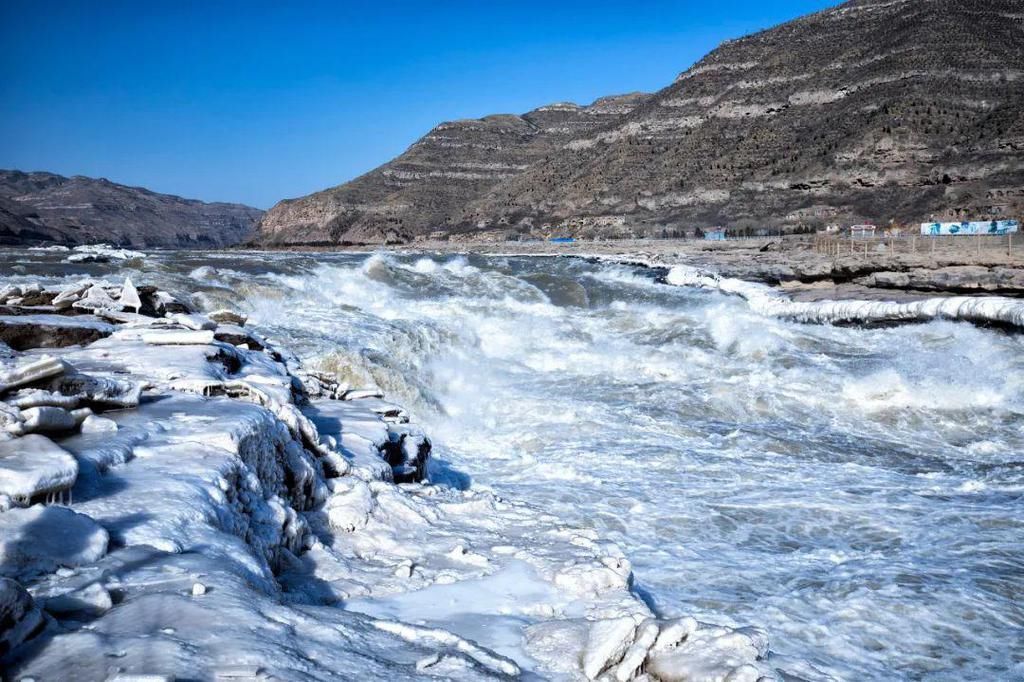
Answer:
[256,0,1024,245]
[0,170,263,248]
[256,93,649,245]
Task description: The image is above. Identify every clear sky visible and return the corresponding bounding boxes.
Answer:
[0,1,834,209]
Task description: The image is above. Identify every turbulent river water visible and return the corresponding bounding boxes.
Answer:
[7,249,1024,679]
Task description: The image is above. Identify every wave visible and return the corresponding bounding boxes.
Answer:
[665,264,1024,329]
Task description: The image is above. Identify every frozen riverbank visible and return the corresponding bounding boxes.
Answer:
[3,247,1022,680]
[0,269,778,680]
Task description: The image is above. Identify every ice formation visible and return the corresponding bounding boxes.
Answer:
[665,264,1024,328]
[0,275,777,680]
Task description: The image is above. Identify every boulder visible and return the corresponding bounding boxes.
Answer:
[0,578,45,657]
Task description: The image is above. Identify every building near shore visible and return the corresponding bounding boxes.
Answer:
[921,220,1019,236]
[850,224,877,239]
[704,228,727,241]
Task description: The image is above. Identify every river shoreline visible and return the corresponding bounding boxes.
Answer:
[0,256,779,680]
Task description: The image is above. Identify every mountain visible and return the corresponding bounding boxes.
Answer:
[0,171,263,248]
[256,94,648,245]
[256,0,1024,244]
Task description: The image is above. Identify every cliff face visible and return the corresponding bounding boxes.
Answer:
[256,94,648,245]
[257,0,1024,244]
[0,171,263,248]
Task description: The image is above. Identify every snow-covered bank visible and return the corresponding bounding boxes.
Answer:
[0,276,777,680]
[663,264,1024,329]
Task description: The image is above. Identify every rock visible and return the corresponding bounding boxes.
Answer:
[142,290,193,316]
[381,427,431,483]
[0,285,22,303]
[213,325,264,351]
[0,506,108,580]
[0,317,113,351]
[0,578,45,657]
[0,434,79,502]
[208,309,247,326]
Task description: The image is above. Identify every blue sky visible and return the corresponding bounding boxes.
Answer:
[0,1,834,208]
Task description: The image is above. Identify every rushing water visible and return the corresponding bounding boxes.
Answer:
[5,249,1024,679]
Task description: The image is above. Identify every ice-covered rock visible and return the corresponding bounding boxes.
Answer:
[0,355,66,394]
[52,281,92,310]
[15,406,81,434]
[208,309,247,327]
[168,313,216,331]
[50,372,142,409]
[0,434,78,502]
[0,506,109,580]
[43,582,113,616]
[81,414,118,433]
[0,284,22,303]
[72,283,118,312]
[666,264,1024,329]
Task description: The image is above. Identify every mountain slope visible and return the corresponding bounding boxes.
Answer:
[256,0,1024,244]
[0,171,263,248]
[256,94,648,245]
[463,0,1024,235]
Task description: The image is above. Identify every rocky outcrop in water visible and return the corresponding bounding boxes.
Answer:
[257,0,1024,245]
[0,170,263,248]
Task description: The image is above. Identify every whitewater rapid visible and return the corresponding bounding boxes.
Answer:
[6,249,1023,679]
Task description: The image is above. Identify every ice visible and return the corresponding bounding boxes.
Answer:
[64,244,147,263]
[5,252,1017,679]
[0,434,78,501]
[0,505,108,580]
[120,277,142,313]
[0,356,66,393]
[666,264,1024,328]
